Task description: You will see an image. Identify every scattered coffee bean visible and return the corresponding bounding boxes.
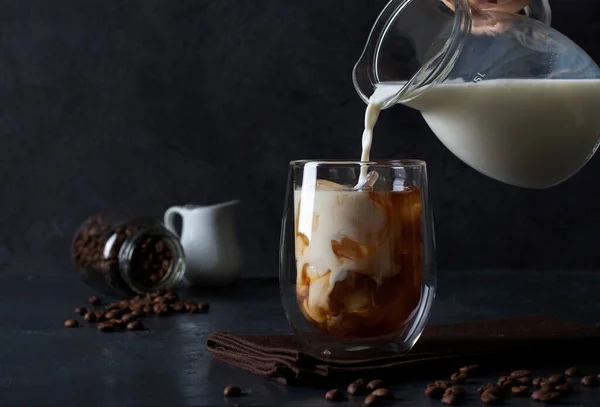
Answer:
[540,383,555,392]
[445,386,466,399]
[480,391,501,405]
[459,364,479,375]
[126,321,143,331]
[555,383,572,393]
[89,296,101,305]
[531,390,560,402]
[450,372,467,384]
[121,313,136,323]
[518,376,532,384]
[74,307,87,315]
[371,388,393,400]
[105,310,121,320]
[363,394,382,406]
[187,304,199,313]
[83,312,97,323]
[511,385,529,397]
[582,375,599,387]
[348,379,367,396]
[477,383,497,394]
[154,303,170,316]
[198,302,210,313]
[64,319,79,328]
[565,366,581,377]
[441,393,460,405]
[532,377,543,387]
[97,322,115,332]
[435,380,452,389]
[130,310,144,317]
[325,389,345,402]
[511,369,532,378]
[425,385,445,399]
[498,376,516,389]
[94,310,106,321]
[170,302,185,312]
[367,379,386,391]
[223,385,241,397]
[548,375,566,385]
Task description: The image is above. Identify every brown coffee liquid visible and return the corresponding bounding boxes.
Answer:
[295,186,423,339]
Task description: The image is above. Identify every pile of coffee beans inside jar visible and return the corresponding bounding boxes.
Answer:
[72,215,183,296]
[64,291,209,332]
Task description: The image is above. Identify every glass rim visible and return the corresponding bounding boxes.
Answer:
[289,159,426,168]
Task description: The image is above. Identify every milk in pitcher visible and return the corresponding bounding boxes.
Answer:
[361,79,600,188]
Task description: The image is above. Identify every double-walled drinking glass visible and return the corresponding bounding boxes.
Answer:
[279,160,436,358]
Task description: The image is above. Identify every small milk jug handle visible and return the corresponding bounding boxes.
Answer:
[164,206,187,237]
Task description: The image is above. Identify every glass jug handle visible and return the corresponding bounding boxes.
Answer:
[522,0,552,25]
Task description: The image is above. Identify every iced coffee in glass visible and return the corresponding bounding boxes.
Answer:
[279,160,436,356]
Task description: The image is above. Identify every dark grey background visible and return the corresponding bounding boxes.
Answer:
[1,0,600,278]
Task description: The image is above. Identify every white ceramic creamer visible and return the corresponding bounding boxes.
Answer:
[164,200,243,286]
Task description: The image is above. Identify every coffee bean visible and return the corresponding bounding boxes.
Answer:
[477,383,498,394]
[130,310,144,317]
[347,379,367,396]
[498,376,516,389]
[64,319,79,328]
[119,300,130,309]
[143,305,152,314]
[94,310,106,321]
[540,383,556,392]
[105,310,121,320]
[482,386,504,398]
[112,319,126,328]
[518,376,532,384]
[198,302,210,313]
[531,390,560,402]
[450,372,467,384]
[126,321,143,331]
[511,385,529,397]
[187,304,199,313]
[435,380,452,389]
[89,296,101,305]
[97,322,114,332]
[582,375,599,387]
[170,302,185,312]
[425,385,445,399]
[121,313,136,323]
[325,389,345,401]
[441,393,459,405]
[75,307,87,316]
[223,385,241,397]
[459,364,479,374]
[83,312,97,323]
[367,379,385,391]
[532,377,543,387]
[555,383,572,393]
[548,375,566,385]
[511,369,532,378]
[445,386,466,399]
[363,394,382,406]
[154,303,170,316]
[480,391,501,405]
[565,366,581,377]
[371,388,393,400]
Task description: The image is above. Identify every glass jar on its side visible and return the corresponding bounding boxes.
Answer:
[71,215,186,297]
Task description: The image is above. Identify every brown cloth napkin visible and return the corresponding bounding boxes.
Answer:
[206,315,600,386]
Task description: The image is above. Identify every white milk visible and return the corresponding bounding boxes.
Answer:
[362,79,600,188]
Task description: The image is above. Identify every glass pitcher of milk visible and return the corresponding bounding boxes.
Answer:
[353,0,600,189]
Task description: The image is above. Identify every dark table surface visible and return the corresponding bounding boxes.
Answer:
[2,270,600,406]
